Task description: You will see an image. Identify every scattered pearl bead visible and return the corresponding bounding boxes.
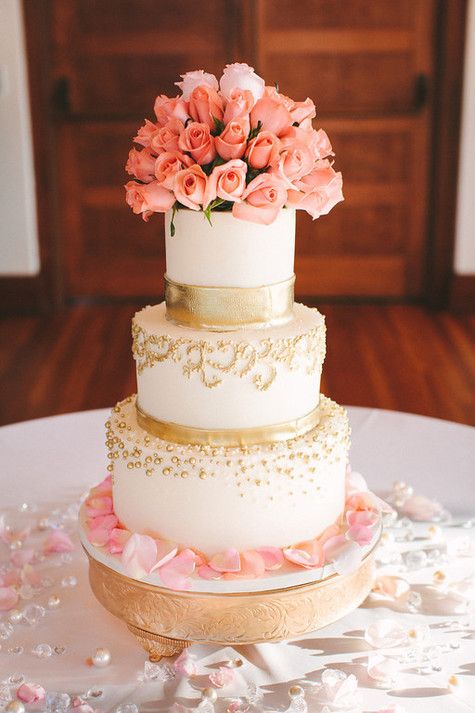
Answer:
[202,688,218,702]
[227,657,243,668]
[428,525,441,539]
[448,674,459,690]
[47,594,61,609]
[433,570,447,584]
[8,610,23,624]
[289,685,304,698]
[6,702,26,713]
[92,647,111,668]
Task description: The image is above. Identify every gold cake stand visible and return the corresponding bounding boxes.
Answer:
[84,533,380,661]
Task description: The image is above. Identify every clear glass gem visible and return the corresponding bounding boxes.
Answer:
[0,622,14,640]
[407,590,422,610]
[7,646,24,656]
[45,692,71,711]
[115,705,138,713]
[61,575,77,588]
[41,577,54,588]
[18,584,34,600]
[32,643,53,658]
[8,674,24,686]
[22,604,45,626]
[140,660,175,682]
[8,609,23,624]
[54,645,66,655]
[84,689,103,699]
[404,550,428,571]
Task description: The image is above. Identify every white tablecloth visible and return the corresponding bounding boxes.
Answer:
[1,407,475,712]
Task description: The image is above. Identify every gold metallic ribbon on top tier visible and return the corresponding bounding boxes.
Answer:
[136,402,320,447]
[164,275,295,331]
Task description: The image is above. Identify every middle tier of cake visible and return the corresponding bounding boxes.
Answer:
[132,302,326,434]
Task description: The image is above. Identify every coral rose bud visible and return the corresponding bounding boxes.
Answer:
[150,118,184,154]
[215,116,250,160]
[174,164,208,210]
[245,131,281,169]
[154,94,189,126]
[232,173,288,225]
[155,151,193,189]
[125,147,157,183]
[250,95,292,137]
[178,122,216,165]
[203,159,247,208]
[124,180,175,221]
[133,119,158,148]
[223,88,255,123]
[189,85,224,129]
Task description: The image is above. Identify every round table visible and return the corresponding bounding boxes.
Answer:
[1,407,474,712]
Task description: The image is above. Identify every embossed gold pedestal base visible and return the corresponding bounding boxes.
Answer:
[85,541,378,661]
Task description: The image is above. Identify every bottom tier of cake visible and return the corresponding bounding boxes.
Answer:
[105,394,350,555]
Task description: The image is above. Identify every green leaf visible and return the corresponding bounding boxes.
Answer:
[292,121,300,127]
[170,204,178,236]
[211,115,225,136]
[274,81,280,93]
[247,120,262,142]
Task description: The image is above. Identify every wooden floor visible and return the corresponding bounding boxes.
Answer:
[1,304,474,427]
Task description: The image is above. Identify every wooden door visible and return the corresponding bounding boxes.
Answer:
[253,0,435,297]
[40,0,436,299]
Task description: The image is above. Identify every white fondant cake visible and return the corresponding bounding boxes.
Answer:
[133,302,325,430]
[165,208,296,288]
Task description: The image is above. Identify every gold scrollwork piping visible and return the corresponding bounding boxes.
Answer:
[132,320,326,391]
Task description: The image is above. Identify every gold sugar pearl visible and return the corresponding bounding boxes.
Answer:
[127,463,134,470]
[181,471,188,478]
[146,469,153,477]
[163,467,171,476]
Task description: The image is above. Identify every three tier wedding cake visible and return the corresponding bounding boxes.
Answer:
[81,64,386,592]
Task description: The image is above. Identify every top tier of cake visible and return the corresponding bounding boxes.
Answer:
[165,208,296,289]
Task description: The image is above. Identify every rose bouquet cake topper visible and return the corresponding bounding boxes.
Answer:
[125,62,343,231]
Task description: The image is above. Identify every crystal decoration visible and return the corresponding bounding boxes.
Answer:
[0,684,11,704]
[41,577,54,588]
[115,705,139,713]
[364,619,407,648]
[18,584,34,600]
[22,604,45,626]
[45,692,71,712]
[0,622,14,640]
[7,645,24,655]
[367,653,399,687]
[139,660,175,682]
[8,674,25,686]
[47,594,61,609]
[54,645,66,655]
[60,553,73,565]
[407,590,422,611]
[404,550,428,571]
[84,689,103,699]
[245,682,264,706]
[32,643,53,658]
[60,575,77,588]
[8,609,23,624]
[285,686,307,713]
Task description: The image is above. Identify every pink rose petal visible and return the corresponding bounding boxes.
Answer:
[88,526,112,547]
[17,683,46,704]
[317,523,341,546]
[1,569,20,587]
[224,550,266,580]
[209,666,235,688]
[21,564,42,587]
[209,548,241,573]
[372,576,410,602]
[0,585,19,611]
[89,475,112,497]
[121,533,157,579]
[174,648,197,676]
[159,549,196,591]
[347,524,373,546]
[107,528,131,554]
[255,546,285,571]
[88,514,118,531]
[323,536,363,575]
[198,564,223,580]
[150,540,178,571]
[347,509,379,528]
[345,468,368,496]
[364,619,408,649]
[11,548,36,567]
[283,539,324,568]
[43,530,75,554]
[85,496,113,518]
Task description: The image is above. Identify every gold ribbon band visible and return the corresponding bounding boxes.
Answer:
[136,403,320,447]
[164,275,295,331]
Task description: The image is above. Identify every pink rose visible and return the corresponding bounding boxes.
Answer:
[174,164,207,210]
[215,116,250,160]
[246,131,281,169]
[281,126,333,161]
[133,119,158,148]
[189,85,224,129]
[287,160,343,219]
[277,145,314,181]
[154,94,189,126]
[289,97,316,126]
[175,70,219,99]
[203,159,247,208]
[219,62,265,101]
[155,151,193,189]
[223,88,255,123]
[250,95,292,137]
[150,118,184,154]
[232,173,288,225]
[124,180,175,221]
[178,122,216,165]
[17,683,46,704]
[125,147,156,183]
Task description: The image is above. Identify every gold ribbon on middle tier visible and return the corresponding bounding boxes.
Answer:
[136,402,320,447]
[165,274,295,330]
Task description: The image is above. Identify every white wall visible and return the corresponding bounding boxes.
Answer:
[454,0,475,275]
[0,0,39,276]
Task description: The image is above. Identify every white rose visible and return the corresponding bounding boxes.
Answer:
[175,70,219,100]
[219,62,265,101]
